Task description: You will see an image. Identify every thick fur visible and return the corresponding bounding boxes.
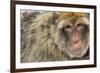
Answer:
[21,12,89,63]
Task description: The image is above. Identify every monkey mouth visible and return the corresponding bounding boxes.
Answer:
[68,44,82,55]
[69,48,82,55]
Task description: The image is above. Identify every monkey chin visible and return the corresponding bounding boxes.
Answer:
[66,47,86,59]
[69,48,81,55]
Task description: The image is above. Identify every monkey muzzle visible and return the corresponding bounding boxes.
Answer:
[68,38,83,56]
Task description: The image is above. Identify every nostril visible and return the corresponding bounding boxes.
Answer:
[74,40,79,44]
[70,40,79,45]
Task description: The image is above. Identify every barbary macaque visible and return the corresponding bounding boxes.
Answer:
[21,11,89,62]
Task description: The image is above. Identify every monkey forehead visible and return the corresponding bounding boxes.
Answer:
[58,12,88,19]
[57,17,89,29]
[57,20,70,29]
[75,17,89,25]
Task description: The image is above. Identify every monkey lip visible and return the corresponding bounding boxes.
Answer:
[69,48,81,55]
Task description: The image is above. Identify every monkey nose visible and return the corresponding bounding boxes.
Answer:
[73,40,79,44]
[71,36,81,44]
[71,39,79,45]
[70,40,82,50]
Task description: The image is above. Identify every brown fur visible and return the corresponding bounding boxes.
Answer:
[21,12,89,62]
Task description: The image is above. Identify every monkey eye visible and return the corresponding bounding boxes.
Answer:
[77,23,84,30]
[65,25,72,31]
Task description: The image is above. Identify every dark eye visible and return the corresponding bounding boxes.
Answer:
[66,25,72,28]
[77,23,84,30]
[65,25,72,32]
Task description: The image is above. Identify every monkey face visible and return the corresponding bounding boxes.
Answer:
[55,14,89,59]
